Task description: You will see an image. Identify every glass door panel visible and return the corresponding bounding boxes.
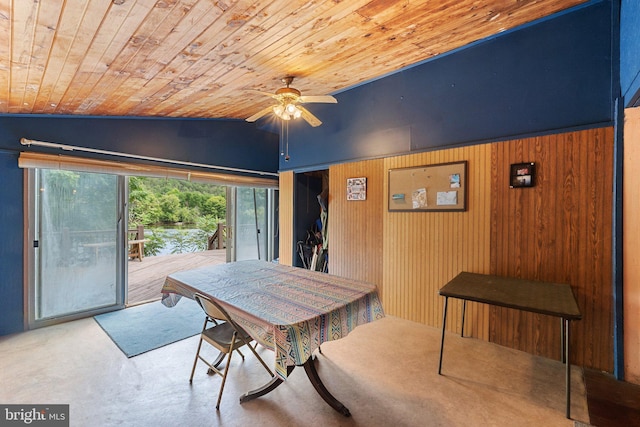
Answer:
[30,169,124,324]
[227,187,276,262]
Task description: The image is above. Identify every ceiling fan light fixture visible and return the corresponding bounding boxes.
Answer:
[285,103,298,115]
[246,76,333,127]
[273,102,301,121]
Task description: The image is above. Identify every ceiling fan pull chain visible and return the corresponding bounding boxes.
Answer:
[280,120,285,156]
[285,121,290,162]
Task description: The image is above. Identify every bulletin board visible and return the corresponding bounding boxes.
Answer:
[388,161,467,212]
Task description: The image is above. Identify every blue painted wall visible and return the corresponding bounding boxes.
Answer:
[279,1,614,171]
[0,116,279,174]
[0,150,24,335]
[621,0,640,107]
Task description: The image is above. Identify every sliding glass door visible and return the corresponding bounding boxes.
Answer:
[227,187,278,262]
[27,169,125,327]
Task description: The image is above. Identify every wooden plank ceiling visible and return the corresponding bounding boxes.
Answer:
[0,0,586,121]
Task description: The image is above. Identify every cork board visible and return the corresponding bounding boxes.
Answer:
[388,161,467,211]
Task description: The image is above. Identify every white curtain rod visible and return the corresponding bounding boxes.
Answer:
[19,137,279,177]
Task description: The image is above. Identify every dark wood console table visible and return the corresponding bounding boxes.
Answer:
[438,272,582,419]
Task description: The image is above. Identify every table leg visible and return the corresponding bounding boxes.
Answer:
[561,318,566,363]
[461,300,467,338]
[239,366,292,403]
[438,296,449,375]
[239,358,351,417]
[303,357,351,417]
[205,357,229,377]
[565,318,571,419]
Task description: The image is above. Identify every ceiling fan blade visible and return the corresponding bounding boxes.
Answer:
[246,106,274,122]
[299,95,337,104]
[298,105,322,127]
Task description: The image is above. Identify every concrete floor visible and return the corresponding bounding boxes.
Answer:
[0,315,589,427]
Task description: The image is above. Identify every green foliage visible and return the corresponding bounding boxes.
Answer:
[181,192,209,209]
[137,177,225,198]
[203,195,226,218]
[157,216,223,255]
[174,207,191,223]
[143,228,168,257]
[192,215,223,251]
[195,215,222,233]
[129,177,226,256]
[129,177,225,227]
[129,190,161,225]
[167,229,199,254]
[159,193,181,223]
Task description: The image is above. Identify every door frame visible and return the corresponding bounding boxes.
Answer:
[226,186,278,262]
[25,168,126,329]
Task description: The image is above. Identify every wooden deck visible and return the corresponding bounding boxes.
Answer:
[127,250,226,306]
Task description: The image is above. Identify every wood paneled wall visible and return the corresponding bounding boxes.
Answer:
[624,107,640,384]
[278,171,294,266]
[382,145,492,339]
[490,128,614,370]
[328,160,385,289]
[278,127,615,372]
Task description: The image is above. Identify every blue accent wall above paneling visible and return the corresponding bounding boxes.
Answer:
[280,1,614,171]
[0,116,280,175]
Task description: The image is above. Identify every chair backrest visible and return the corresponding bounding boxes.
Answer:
[193,293,233,324]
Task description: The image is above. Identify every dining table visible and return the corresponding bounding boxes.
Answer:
[161,260,385,416]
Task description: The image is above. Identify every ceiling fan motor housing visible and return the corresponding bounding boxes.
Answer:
[275,86,301,98]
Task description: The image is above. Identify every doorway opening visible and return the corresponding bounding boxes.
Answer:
[125,177,279,305]
[294,170,328,272]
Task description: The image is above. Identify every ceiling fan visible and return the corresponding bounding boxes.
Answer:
[245,76,337,127]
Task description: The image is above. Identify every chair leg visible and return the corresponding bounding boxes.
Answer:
[235,348,246,361]
[190,337,204,383]
[245,338,274,376]
[216,335,237,410]
[236,334,272,377]
[190,319,209,383]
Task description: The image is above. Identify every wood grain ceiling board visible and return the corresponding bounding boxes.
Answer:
[0,0,587,120]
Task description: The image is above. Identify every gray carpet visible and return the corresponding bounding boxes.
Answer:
[94,300,203,357]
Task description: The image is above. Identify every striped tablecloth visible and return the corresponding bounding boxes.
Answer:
[161,260,385,379]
